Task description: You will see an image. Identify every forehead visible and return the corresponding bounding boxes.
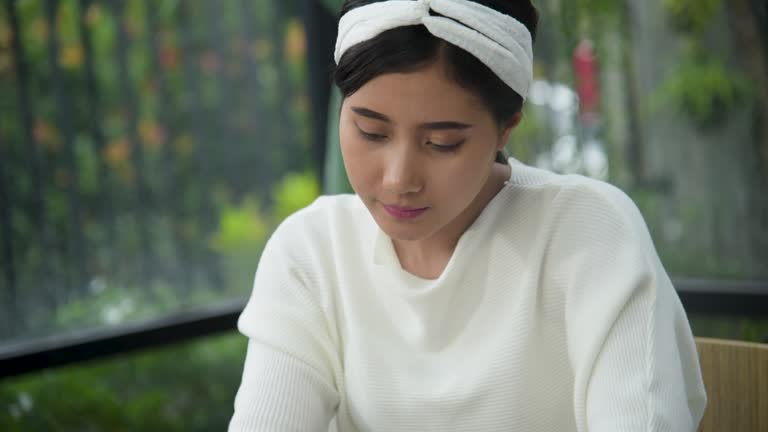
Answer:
[345,60,489,123]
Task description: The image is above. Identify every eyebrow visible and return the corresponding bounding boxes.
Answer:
[350,106,473,130]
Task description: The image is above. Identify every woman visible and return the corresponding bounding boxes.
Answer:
[229,0,707,430]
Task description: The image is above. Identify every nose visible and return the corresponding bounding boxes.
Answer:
[382,144,423,196]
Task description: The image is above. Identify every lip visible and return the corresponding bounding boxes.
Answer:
[382,204,429,220]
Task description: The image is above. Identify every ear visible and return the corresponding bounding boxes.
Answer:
[496,111,523,151]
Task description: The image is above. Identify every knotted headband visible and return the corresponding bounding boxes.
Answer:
[334,0,534,99]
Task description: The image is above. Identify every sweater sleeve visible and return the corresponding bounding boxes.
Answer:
[550,183,707,432]
[229,220,340,432]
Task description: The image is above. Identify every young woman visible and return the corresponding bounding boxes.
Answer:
[229,1,707,430]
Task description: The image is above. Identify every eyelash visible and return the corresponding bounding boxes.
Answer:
[430,142,463,153]
[359,131,387,142]
[357,131,464,153]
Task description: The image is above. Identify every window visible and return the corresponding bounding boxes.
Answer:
[1,0,766,429]
[509,0,768,281]
[1,332,245,431]
[0,0,318,345]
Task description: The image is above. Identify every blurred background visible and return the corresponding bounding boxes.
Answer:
[0,0,766,430]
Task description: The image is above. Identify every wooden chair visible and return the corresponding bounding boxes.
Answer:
[695,337,768,432]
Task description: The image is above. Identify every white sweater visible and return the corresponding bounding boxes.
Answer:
[229,159,707,432]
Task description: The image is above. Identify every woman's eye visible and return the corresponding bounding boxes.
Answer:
[359,130,387,142]
[429,141,464,153]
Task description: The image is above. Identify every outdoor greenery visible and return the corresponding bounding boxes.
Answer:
[0,0,314,342]
[0,333,247,431]
[1,0,766,430]
[1,0,319,425]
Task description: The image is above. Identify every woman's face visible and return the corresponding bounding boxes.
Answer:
[339,59,515,242]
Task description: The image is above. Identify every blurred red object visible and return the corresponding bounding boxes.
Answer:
[573,39,600,125]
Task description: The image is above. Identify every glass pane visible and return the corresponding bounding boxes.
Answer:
[0,0,319,346]
[509,1,768,281]
[0,333,245,431]
[689,315,768,342]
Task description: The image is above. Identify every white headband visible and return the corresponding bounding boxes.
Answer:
[334,0,533,99]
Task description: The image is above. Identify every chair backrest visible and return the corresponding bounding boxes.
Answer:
[695,337,768,432]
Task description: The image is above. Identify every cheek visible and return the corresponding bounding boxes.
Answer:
[339,126,375,190]
[437,164,481,199]
[432,147,495,203]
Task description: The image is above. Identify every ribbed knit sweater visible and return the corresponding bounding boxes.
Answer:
[229,159,707,431]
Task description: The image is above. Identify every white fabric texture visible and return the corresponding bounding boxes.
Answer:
[334,0,534,99]
[229,159,707,432]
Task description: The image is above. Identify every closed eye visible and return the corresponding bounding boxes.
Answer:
[429,140,464,153]
[358,129,387,142]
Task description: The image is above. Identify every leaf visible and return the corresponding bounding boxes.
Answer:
[270,171,319,223]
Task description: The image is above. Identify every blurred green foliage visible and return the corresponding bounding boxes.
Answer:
[689,316,768,344]
[651,0,752,127]
[0,333,246,431]
[662,0,722,33]
[0,166,318,430]
[210,198,269,254]
[0,0,313,340]
[270,171,321,224]
[1,3,320,427]
[651,56,750,127]
[0,0,766,430]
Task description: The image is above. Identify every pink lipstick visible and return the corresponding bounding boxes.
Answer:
[383,204,429,220]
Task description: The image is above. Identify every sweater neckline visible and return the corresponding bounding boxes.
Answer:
[371,162,516,293]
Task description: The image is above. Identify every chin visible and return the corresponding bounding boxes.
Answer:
[375,215,434,242]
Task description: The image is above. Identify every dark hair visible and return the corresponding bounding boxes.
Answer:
[333,0,539,163]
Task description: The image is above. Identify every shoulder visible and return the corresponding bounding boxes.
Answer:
[502,160,653,252]
[507,159,640,217]
[553,174,650,245]
[541,175,658,278]
[555,174,645,228]
[511,161,646,236]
